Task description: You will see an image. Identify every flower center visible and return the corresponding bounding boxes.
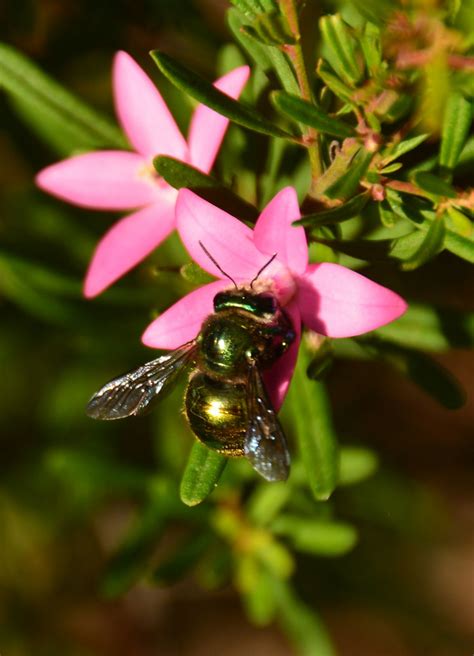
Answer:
[137,163,169,191]
[247,261,297,307]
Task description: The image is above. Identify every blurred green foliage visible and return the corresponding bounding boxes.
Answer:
[0,1,473,655]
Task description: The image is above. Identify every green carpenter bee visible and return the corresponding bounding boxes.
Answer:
[86,251,296,481]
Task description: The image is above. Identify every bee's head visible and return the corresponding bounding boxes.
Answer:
[213,290,278,317]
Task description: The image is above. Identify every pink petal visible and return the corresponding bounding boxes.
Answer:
[113,51,188,161]
[253,187,307,275]
[36,151,157,210]
[263,301,301,411]
[188,66,250,173]
[176,190,270,281]
[84,197,176,298]
[297,263,408,337]
[141,280,229,349]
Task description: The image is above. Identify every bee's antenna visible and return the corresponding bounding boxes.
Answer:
[199,241,238,289]
[250,252,278,289]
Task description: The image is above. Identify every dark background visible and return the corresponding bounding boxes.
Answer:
[1,1,473,654]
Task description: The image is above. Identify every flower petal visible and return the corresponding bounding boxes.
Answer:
[84,197,176,298]
[298,263,408,337]
[141,280,229,349]
[263,300,301,411]
[36,151,156,210]
[176,189,269,281]
[188,66,250,174]
[253,186,307,274]
[113,51,188,160]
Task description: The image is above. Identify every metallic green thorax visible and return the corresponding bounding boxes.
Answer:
[185,290,295,456]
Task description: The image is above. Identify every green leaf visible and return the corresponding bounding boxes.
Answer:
[360,22,382,75]
[380,162,403,174]
[230,0,264,17]
[248,11,295,46]
[400,216,446,271]
[382,134,429,165]
[153,155,259,223]
[247,482,290,526]
[386,188,474,263]
[286,344,338,501]
[316,59,353,103]
[412,172,457,198]
[240,560,279,626]
[325,148,373,200]
[378,200,396,228]
[319,15,363,86]
[150,50,293,139]
[440,92,472,170]
[275,581,337,656]
[446,206,473,237]
[443,229,474,262]
[228,8,273,70]
[272,515,358,556]
[228,9,299,95]
[180,441,227,506]
[0,41,126,154]
[154,155,218,189]
[339,447,379,486]
[272,92,355,138]
[357,337,466,410]
[375,303,474,352]
[295,192,370,228]
[313,230,427,263]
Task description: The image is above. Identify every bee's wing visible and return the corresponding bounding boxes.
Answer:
[86,341,197,420]
[244,364,290,482]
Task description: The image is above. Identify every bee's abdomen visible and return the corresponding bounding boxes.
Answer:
[184,372,247,455]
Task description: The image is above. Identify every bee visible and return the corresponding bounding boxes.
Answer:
[86,249,296,481]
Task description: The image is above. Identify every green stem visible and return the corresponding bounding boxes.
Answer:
[279,0,323,181]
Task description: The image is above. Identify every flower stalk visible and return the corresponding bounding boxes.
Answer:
[280,0,323,182]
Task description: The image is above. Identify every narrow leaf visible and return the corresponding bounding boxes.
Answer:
[272,92,355,138]
[286,344,338,501]
[0,42,126,154]
[154,155,259,222]
[440,92,472,170]
[272,515,358,556]
[325,149,373,200]
[313,229,427,262]
[228,8,273,71]
[295,192,370,228]
[150,50,293,139]
[316,59,353,103]
[401,216,446,270]
[249,11,295,45]
[386,188,474,263]
[360,22,382,75]
[319,15,363,86]
[275,581,337,656]
[180,441,227,506]
[413,171,457,198]
[338,447,379,486]
[382,134,429,165]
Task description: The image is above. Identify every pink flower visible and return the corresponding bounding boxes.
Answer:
[142,187,407,409]
[36,51,250,297]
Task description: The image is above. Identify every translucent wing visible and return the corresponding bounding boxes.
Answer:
[86,341,197,420]
[244,364,290,482]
